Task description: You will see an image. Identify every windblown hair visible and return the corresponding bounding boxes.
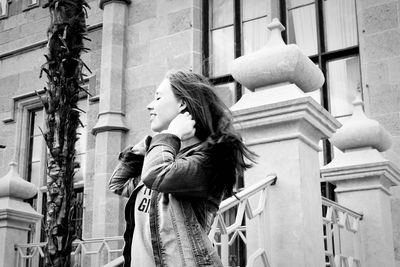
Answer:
[166,70,257,196]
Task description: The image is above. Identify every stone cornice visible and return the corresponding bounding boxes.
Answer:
[233,95,341,140]
[0,208,43,230]
[321,160,400,195]
[91,111,129,135]
[99,0,131,10]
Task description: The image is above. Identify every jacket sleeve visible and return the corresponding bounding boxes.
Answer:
[141,133,214,198]
[108,136,151,198]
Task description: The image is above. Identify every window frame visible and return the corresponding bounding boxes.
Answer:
[202,0,243,102]
[281,0,362,199]
[13,92,88,244]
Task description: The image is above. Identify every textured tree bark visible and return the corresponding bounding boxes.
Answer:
[40,0,91,266]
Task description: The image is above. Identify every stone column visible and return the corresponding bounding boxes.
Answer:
[0,162,42,267]
[229,19,340,267]
[321,99,400,267]
[89,0,130,238]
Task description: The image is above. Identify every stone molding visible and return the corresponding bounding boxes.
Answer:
[233,95,341,141]
[99,0,131,10]
[91,111,129,135]
[0,204,43,231]
[321,159,400,196]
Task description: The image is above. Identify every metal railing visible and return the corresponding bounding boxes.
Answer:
[321,197,363,267]
[209,174,277,267]
[15,236,124,267]
[15,175,277,267]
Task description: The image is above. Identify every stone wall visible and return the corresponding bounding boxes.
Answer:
[356,0,400,264]
[357,0,400,161]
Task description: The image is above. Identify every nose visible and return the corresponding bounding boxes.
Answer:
[146,100,155,111]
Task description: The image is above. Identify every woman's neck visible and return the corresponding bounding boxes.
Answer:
[181,136,200,150]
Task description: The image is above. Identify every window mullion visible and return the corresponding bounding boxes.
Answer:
[202,0,210,77]
[234,0,242,100]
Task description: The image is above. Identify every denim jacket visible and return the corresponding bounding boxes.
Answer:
[109,133,224,267]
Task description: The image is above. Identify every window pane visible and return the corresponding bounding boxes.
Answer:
[287,3,318,56]
[243,17,269,55]
[30,161,41,186]
[33,110,44,136]
[211,27,234,77]
[243,0,268,21]
[32,136,43,162]
[74,154,86,183]
[327,56,361,117]
[324,0,358,51]
[214,83,236,108]
[212,0,233,28]
[75,99,88,154]
[287,0,314,8]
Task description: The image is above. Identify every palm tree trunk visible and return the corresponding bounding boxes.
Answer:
[40,0,90,266]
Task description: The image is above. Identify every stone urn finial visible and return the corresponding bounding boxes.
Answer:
[330,97,392,152]
[0,162,38,199]
[229,18,324,92]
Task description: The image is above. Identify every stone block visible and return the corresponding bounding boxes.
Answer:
[86,5,102,26]
[368,84,400,115]
[23,5,49,22]
[167,8,192,35]
[166,52,192,70]
[101,23,125,48]
[358,0,395,9]
[363,2,398,34]
[126,42,149,68]
[125,64,156,89]
[149,30,192,61]
[3,14,18,30]
[364,29,400,61]
[126,17,168,44]
[18,69,44,94]
[103,2,127,26]
[86,28,102,51]
[7,25,20,42]
[9,0,22,16]
[20,17,49,36]
[0,74,19,97]
[372,112,400,136]
[156,0,192,15]
[0,30,10,45]
[366,60,389,84]
[388,56,400,84]
[128,0,156,25]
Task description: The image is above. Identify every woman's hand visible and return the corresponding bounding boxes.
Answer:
[165,112,196,140]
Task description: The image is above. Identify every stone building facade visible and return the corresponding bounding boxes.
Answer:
[0,0,399,265]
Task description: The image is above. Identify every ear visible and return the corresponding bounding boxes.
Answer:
[178,100,187,113]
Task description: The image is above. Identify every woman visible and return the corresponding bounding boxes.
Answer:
[109,70,256,267]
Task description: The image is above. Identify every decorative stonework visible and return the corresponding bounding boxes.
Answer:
[330,98,392,152]
[0,162,37,199]
[230,18,324,92]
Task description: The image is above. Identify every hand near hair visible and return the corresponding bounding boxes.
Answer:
[165,112,196,140]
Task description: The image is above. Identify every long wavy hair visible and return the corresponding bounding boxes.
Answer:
[166,70,257,196]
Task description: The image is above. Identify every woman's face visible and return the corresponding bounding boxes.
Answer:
[147,79,182,132]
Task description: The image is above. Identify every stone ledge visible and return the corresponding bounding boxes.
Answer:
[91,111,129,135]
[99,0,131,10]
[232,95,341,140]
